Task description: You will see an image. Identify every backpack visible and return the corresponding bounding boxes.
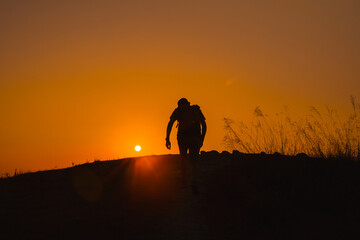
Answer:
[177,105,202,135]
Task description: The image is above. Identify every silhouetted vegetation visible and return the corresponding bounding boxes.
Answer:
[0,169,29,179]
[224,96,360,159]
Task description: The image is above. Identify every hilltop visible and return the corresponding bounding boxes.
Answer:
[1,152,360,239]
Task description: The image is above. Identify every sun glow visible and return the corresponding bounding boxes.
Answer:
[135,145,141,152]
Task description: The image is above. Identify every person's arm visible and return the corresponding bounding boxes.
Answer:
[200,118,207,142]
[166,118,175,149]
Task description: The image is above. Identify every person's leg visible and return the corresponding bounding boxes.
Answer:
[188,137,202,192]
[177,138,189,186]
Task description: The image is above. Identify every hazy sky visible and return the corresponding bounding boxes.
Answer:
[1,0,360,174]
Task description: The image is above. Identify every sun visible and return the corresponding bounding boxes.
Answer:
[135,145,141,152]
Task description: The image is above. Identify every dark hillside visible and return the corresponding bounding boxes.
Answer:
[1,153,360,239]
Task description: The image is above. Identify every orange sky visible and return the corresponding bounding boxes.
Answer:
[1,0,360,174]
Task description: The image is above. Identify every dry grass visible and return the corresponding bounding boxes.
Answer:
[0,169,30,179]
[224,96,360,159]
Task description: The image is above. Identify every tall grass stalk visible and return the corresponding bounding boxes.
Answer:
[224,97,360,159]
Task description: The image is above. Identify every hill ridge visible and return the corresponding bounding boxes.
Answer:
[1,152,360,239]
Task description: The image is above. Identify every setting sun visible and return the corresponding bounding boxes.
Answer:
[135,145,141,152]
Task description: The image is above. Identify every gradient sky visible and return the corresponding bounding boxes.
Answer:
[1,0,360,174]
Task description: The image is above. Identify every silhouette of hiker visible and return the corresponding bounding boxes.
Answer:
[166,98,207,194]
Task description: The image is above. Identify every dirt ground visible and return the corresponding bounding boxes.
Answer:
[1,152,360,239]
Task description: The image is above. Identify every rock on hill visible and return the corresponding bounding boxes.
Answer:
[1,152,360,239]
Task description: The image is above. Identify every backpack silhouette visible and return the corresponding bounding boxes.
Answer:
[177,105,202,135]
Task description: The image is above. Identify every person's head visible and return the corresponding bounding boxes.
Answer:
[178,98,190,109]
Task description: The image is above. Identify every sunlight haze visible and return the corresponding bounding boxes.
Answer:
[1,0,360,174]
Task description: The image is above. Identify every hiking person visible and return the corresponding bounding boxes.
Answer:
[165,98,207,194]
